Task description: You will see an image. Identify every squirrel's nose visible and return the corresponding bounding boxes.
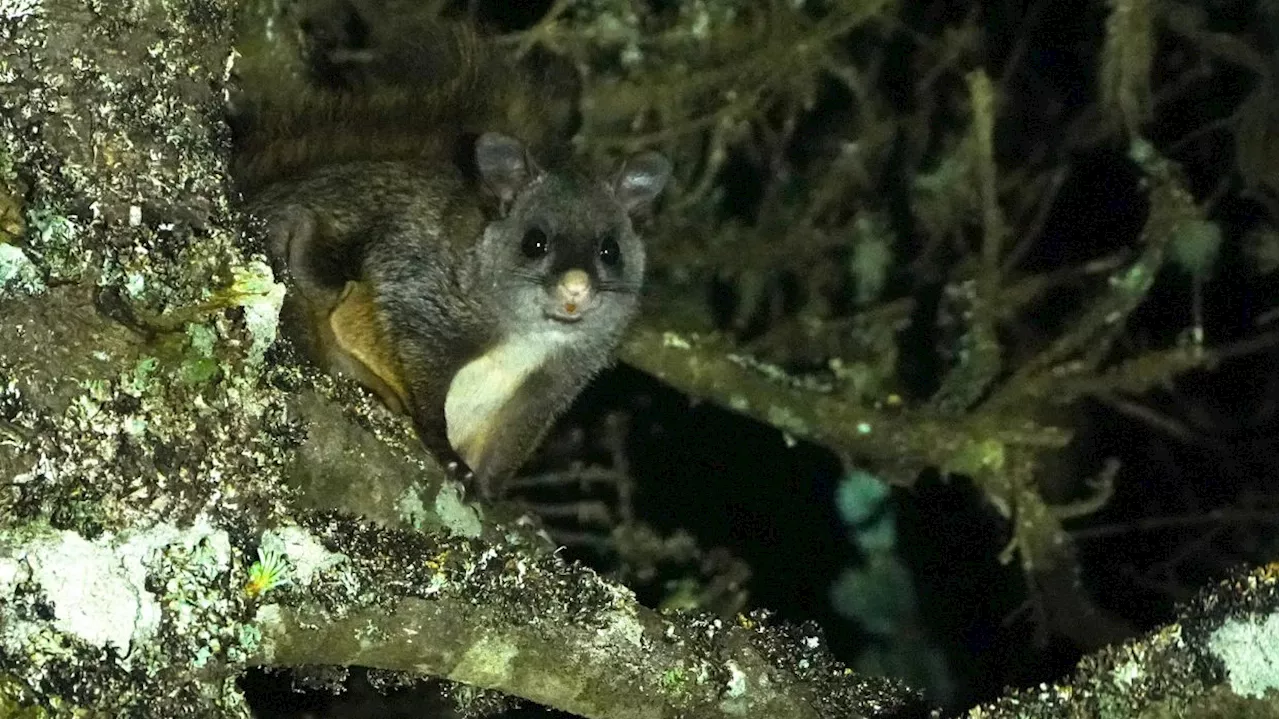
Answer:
[555,269,593,315]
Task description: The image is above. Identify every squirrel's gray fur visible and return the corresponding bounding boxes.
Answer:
[233,0,671,494]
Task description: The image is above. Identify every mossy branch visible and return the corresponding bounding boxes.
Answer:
[1100,0,1155,135]
[619,324,1071,485]
[250,537,918,719]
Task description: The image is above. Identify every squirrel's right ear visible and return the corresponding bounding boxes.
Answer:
[475,132,540,209]
[613,151,671,215]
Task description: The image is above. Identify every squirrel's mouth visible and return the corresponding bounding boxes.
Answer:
[545,295,599,322]
[544,307,587,323]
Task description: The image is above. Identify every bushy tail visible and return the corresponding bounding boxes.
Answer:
[229,0,579,193]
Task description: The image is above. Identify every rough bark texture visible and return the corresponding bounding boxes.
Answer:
[0,2,1275,719]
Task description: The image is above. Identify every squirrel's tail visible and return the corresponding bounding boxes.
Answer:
[229,0,579,194]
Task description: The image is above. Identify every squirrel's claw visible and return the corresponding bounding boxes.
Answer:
[441,451,493,501]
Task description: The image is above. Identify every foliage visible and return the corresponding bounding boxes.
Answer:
[490,0,1277,661]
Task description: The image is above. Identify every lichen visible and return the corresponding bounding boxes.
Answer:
[0,516,230,661]
[452,636,520,687]
[227,260,286,367]
[0,0,241,314]
[1207,610,1279,700]
[0,242,42,296]
[430,481,483,539]
[262,525,347,588]
[717,658,760,716]
[21,209,86,283]
[396,485,430,531]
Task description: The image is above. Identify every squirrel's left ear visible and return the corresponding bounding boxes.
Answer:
[613,151,671,215]
[476,132,541,209]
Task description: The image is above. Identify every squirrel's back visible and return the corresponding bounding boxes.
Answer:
[229,0,579,194]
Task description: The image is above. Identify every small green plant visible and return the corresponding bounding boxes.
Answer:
[244,545,291,598]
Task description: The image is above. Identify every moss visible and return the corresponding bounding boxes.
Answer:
[659,666,689,693]
[0,674,47,719]
[245,543,292,598]
[0,143,26,244]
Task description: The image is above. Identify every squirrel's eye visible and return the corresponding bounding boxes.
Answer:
[520,228,549,259]
[599,235,621,267]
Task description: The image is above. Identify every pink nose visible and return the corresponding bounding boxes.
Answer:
[556,269,592,314]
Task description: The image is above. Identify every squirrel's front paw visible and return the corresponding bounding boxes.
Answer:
[444,457,474,482]
[439,451,494,501]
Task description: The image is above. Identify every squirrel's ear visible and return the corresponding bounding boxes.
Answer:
[613,151,671,215]
[475,132,538,207]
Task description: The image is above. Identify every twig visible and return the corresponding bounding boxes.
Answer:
[1069,508,1278,541]
[1001,165,1069,274]
[998,0,1052,85]
[1094,393,1214,449]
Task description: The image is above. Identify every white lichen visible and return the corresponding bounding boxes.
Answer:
[718,659,750,715]
[0,0,41,22]
[0,518,229,659]
[1206,609,1280,699]
[0,242,45,296]
[229,260,286,366]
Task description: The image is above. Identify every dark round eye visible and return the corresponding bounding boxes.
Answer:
[520,228,549,259]
[599,235,621,267]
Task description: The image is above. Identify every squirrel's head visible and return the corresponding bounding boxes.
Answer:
[473,132,671,339]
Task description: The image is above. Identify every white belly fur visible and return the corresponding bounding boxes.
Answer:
[444,330,572,464]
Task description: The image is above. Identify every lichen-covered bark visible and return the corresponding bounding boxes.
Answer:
[249,518,921,719]
[967,565,1279,719]
[0,278,930,717]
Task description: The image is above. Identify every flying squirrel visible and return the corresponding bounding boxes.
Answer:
[229,0,671,496]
